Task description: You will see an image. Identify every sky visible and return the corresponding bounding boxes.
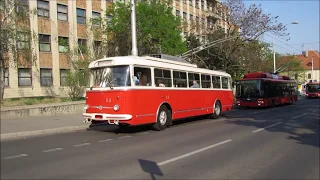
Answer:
[230,0,320,55]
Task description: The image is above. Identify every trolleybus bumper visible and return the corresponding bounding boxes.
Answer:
[82,113,132,125]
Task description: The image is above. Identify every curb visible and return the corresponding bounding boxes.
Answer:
[0,124,90,141]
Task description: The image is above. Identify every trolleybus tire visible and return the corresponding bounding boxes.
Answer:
[210,101,221,119]
[153,105,171,131]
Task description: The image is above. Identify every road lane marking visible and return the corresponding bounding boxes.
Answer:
[157,139,232,166]
[291,113,308,120]
[119,135,132,139]
[98,139,113,143]
[252,122,282,133]
[4,154,28,160]
[73,143,90,147]
[42,148,63,153]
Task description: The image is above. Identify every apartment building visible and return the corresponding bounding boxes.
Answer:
[2,0,227,99]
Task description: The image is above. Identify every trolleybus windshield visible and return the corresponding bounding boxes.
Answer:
[306,84,320,93]
[91,65,131,88]
[236,80,262,98]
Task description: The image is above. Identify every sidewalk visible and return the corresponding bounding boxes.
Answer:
[1,113,89,141]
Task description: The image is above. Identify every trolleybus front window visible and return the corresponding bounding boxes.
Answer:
[91,65,131,88]
[236,80,262,98]
[306,84,320,93]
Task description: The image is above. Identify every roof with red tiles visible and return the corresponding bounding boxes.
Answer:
[279,50,320,70]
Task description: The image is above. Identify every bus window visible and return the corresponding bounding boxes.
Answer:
[173,71,187,88]
[212,76,221,89]
[188,73,200,88]
[91,65,131,87]
[134,67,151,86]
[154,68,172,87]
[201,74,211,88]
[222,77,229,89]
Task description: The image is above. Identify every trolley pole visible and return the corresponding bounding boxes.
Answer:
[131,0,138,56]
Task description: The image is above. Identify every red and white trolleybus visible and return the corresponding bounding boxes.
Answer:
[305,81,320,98]
[235,72,298,108]
[82,54,234,130]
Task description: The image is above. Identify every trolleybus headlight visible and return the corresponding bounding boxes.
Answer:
[84,104,89,110]
[113,104,120,111]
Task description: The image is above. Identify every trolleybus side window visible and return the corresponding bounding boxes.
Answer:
[188,72,200,88]
[173,71,188,88]
[154,68,172,87]
[212,76,221,88]
[133,67,151,86]
[222,77,229,89]
[201,74,211,88]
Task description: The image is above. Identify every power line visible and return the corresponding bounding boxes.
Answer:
[265,33,302,52]
[262,39,296,54]
[287,42,320,45]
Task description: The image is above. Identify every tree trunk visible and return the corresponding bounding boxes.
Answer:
[0,52,5,102]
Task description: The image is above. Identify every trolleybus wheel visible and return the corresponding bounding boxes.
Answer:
[153,105,171,131]
[210,101,221,119]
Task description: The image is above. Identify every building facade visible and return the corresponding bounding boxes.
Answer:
[280,50,320,84]
[2,0,227,99]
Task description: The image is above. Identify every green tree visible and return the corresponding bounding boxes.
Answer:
[277,55,306,81]
[184,0,288,77]
[104,1,187,56]
[61,13,108,100]
[0,0,37,101]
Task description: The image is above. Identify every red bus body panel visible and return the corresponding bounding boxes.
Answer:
[84,89,234,125]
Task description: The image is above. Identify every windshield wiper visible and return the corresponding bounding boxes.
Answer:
[106,79,116,90]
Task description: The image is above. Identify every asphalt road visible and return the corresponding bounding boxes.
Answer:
[1,98,319,179]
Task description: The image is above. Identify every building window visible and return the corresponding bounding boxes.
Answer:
[77,8,86,24]
[183,12,187,20]
[201,0,204,9]
[308,73,311,79]
[39,34,51,52]
[40,68,53,86]
[176,10,180,17]
[17,0,29,14]
[17,31,30,50]
[4,68,9,87]
[92,11,101,27]
[78,39,87,54]
[189,0,193,6]
[18,68,32,86]
[37,0,50,17]
[60,69,69,86]
[58,36,69,53]
[57,4,68,21]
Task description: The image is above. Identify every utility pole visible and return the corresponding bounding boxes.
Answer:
[131,0,138,56]
[312,55,314,81]
[273,40,276,73]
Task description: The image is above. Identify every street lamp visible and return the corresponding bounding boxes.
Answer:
[273,21,299,73]
[131,0,138,56]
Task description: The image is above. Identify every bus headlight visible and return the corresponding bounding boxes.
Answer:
[84,104,89,110]
[113,104,120,111]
